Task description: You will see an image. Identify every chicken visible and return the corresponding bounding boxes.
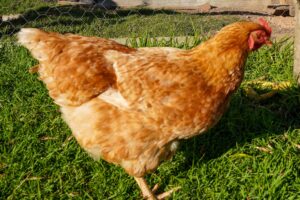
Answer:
[17,18,272,199]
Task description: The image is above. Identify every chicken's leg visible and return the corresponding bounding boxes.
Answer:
[134,177,180,200]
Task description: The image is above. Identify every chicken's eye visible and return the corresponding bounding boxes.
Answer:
[257,35,261,40]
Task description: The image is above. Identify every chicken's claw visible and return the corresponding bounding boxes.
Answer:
[152,184,159,193]
[134,177,180,200]
[156,187,181,200]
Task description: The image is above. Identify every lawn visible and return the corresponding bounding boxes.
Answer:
[0,1,237,38]
[1,1,300,200]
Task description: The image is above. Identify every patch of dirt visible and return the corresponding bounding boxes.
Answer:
[208,3,295,38]
[181,3,296,39]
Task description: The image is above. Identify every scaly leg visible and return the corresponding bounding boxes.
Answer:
[134,177,181,200]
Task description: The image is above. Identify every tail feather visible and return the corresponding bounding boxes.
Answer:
[17,28,49,61]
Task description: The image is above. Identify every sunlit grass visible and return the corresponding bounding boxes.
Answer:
[0,4,300,199]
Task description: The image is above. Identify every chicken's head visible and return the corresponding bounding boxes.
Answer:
[248,18,272,51]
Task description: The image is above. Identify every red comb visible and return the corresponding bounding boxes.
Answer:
[258,18,272,35]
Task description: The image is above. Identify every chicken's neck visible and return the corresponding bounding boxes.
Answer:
[190,40,249,94]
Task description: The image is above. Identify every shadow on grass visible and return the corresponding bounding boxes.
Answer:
[0,5,180,37]
[179,86,300,166]
[0,3,269,38]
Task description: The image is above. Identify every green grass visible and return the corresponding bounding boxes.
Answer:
[1,4,300,200]
[0,3,237,38]
[2,37,299,200]
[0,0,55,15]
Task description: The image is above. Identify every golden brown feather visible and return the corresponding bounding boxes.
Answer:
[18,19,272,199]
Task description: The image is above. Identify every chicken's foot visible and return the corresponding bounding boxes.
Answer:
[134,177,180,200]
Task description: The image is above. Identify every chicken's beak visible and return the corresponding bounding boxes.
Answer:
[265,40,273,47]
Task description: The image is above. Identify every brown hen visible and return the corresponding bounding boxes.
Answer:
[18,19,272,199]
